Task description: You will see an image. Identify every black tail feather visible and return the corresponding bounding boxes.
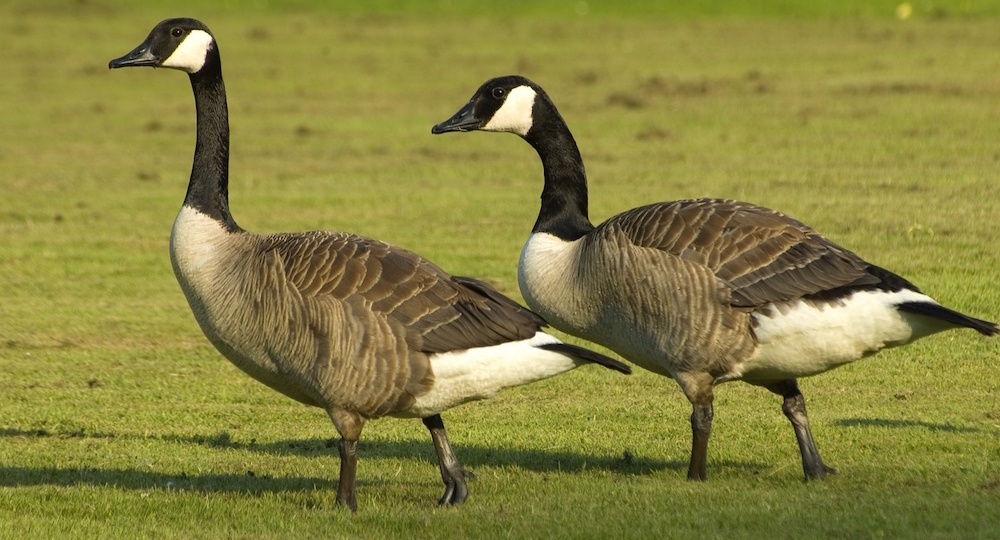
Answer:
[897,302,998,336]
[539,342,631,374]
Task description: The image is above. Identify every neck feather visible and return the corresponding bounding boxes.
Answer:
[525,101,593,240]
[183,53,239,231]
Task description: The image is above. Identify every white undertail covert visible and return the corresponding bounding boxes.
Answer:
[405,332,581,417]
[742,288,947,382]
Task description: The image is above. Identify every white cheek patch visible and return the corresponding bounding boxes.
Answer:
[162,29,214,73]
[483,85,536,136]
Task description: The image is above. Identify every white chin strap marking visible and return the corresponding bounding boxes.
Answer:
[483,85,536,136]
[162,30,214,74]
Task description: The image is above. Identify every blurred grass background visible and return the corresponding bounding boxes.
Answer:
[1,1,998,538]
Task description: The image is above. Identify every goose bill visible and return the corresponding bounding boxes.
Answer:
[431,100,481,133]
[109,40,158,69]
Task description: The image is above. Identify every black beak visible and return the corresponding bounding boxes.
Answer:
[109,38,158,69]
[431,100,482,134]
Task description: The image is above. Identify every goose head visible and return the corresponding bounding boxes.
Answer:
[432,75,543,138]
[109,18,217,74]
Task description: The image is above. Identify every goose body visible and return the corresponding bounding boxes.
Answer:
[110,23,628,511]
[171,206,593,418]
[518,200,951,385]
[433,75,997,481]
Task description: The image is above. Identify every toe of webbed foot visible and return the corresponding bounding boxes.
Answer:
[437,468,473,506]
[686,471,708,482]
[804,464,838,481]
[336,495,358,513]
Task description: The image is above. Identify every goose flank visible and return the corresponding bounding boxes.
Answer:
[432,74,997,482]
[109,24,629,511]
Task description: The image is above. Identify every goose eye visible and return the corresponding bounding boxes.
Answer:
[171,28,183,37]
[491,87,505,99]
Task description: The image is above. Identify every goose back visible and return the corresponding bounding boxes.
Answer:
[604,198,895,307]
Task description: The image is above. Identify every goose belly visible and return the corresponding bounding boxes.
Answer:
[399,332,582,418]
[170,207,322,406]
[518,232,693,378]
[739,290,934,383]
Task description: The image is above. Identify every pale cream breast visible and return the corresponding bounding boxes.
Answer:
[169,206,322,405]
[518,232,595,332]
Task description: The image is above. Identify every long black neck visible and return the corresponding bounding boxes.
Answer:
[183,48,239,231]
[523,97,594,241]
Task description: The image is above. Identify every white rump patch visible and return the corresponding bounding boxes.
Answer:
[483,85,537,136]
[740,289,947,382]
[401,332,584,417]
[162,29,214,73]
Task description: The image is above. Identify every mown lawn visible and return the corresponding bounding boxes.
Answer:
[1,1,998,538]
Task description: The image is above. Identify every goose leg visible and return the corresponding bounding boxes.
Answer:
[337,438,359,511]
[328,409,365,512]
[766,379,837,480]
[687,402,713,481]
[677,372,715,481]
[422,414,471,505]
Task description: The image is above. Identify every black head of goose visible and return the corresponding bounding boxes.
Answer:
[110,23,629,511]
[433,75,997,482]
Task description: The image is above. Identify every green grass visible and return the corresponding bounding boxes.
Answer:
[2,1,1000,538]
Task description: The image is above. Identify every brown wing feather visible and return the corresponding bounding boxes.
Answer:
[267,230,543,352]
[603,199,888,308]
[253,231,547,417]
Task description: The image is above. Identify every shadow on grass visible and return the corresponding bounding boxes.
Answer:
[162,432,684,476]
[0,428,772,487]
[0,465,337,493]
[834,418,978,433]
[171,434,772,478]
[0,427,117,439]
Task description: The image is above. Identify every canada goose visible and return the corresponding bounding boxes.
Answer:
[109,23,629,511]
[432,75,998,482]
